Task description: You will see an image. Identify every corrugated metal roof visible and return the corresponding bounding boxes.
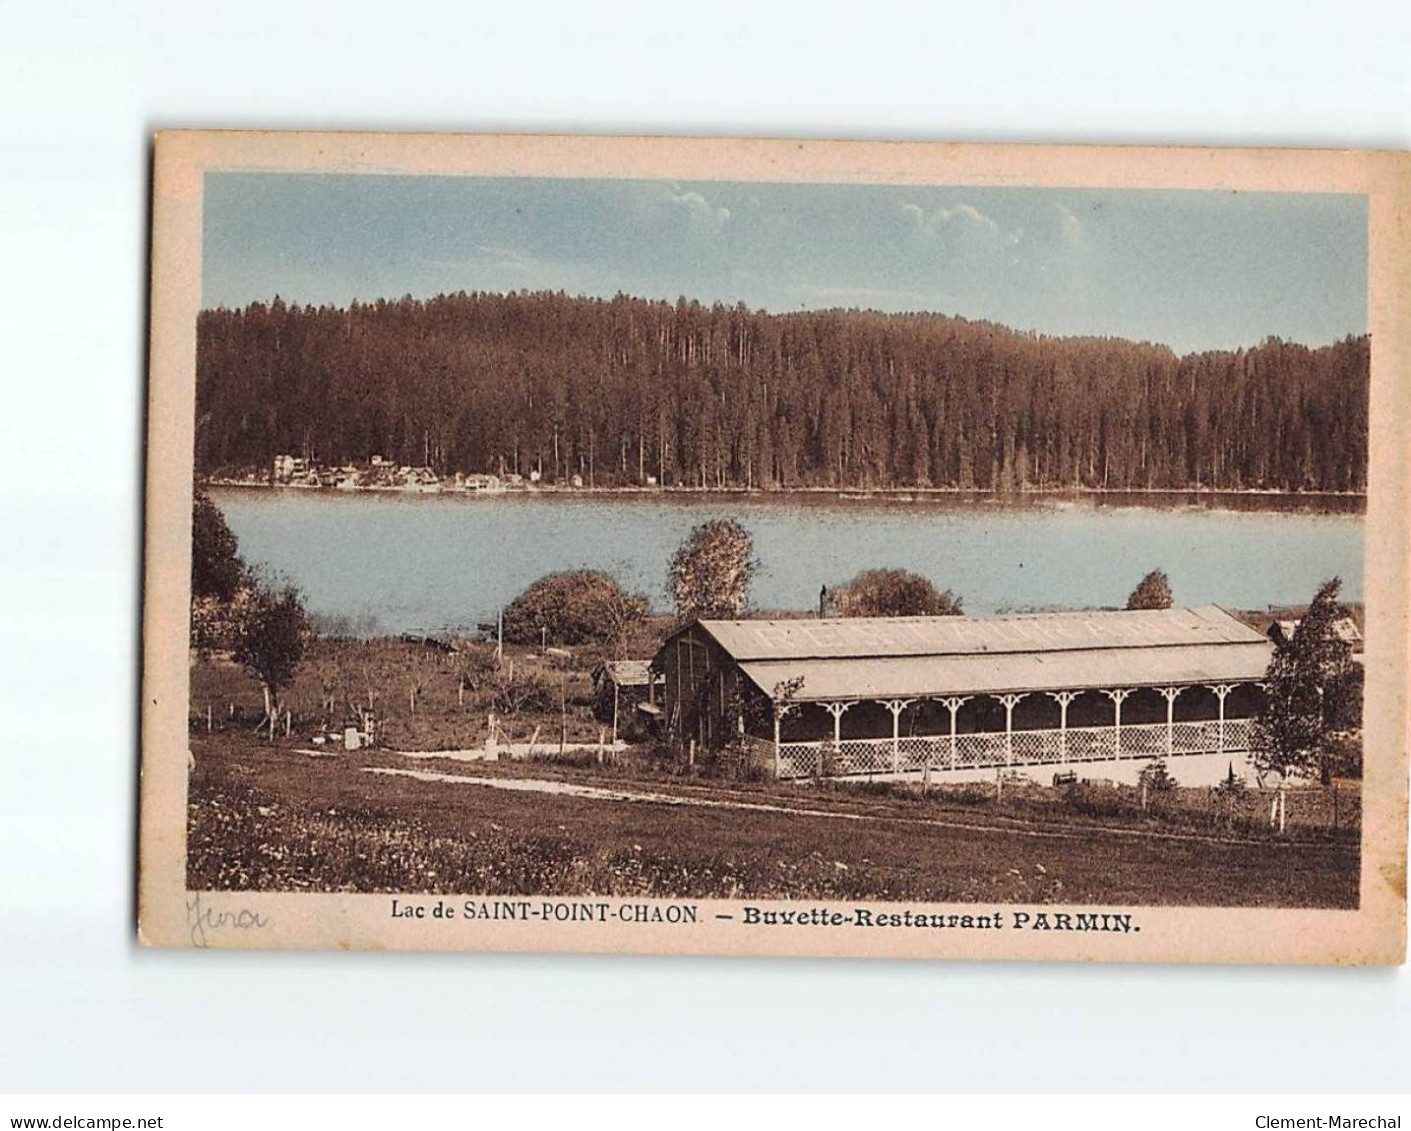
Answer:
[700,605,1266,661]
[740,640,1274,701]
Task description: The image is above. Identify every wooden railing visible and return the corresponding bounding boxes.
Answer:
[773,717,1257,780]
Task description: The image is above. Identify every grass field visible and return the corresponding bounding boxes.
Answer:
[187,734,1360,908]
[189,633,644,752]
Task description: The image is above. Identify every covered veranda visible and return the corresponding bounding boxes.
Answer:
[752,681,1267,780]
[705,606,1276,782]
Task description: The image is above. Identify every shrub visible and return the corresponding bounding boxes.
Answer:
[500,570,648,647]
[1138,759,1177,794]
[939,783,994,808]
[1325,733,1363,780]
[1214,762,1247,797]
[1136,759,1177,814]
[1065,782,1132,820]
[1211,765,1251,831]
[832,568,962,618]
[1126,569,1173,611]
[526,748,602,770]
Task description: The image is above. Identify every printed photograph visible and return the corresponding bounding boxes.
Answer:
[182,164,1370,913]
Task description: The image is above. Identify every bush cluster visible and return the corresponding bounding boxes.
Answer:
[500,570,647,647]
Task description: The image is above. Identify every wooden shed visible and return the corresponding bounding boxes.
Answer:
[592,658,663,740]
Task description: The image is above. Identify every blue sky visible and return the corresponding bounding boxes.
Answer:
[203,174,1367,355]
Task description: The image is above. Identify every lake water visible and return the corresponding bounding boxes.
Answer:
[209,489,1365,637]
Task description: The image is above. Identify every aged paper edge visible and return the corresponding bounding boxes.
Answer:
[139,132,1410,963]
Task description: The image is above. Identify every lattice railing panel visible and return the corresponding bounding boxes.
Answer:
[776,742,819,780]
[832,738,895,775]
[1010,728,1065,764]
[1066,726,1117,761]
[1120,723,1167,757]
[1172,720,1222,754]
[897,736,937,771]
[955,731,1007,767]
[774,716,1261,778]
[1223,718,1255,751]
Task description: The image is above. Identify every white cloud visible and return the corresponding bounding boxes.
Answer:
[942,203,999,234]
[667,185,730,232]
[903,201,1000,237]
[901,201,1027,254]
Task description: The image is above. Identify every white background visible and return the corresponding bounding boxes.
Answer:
[2,0,1409,1095]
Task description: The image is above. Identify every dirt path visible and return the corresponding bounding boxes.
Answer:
[362,765,1347,852]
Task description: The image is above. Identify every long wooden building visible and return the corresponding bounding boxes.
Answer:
[656,606,1275,784]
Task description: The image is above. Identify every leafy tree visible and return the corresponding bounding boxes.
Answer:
[1138,758,1177,794]
[230,580,311,740]
[668,518,757,620]
[192,490,245,601]
[500,570,647,648]
[190,490,250,654]
[1326,663,1364,732]
[833,568,962,617]
[1126,569,1173,611]
[190,588,251,655]
[1137,758,1177,811]
[1252,578,1355,782]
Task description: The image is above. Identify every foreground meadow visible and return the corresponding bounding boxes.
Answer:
[187,735,1359,908]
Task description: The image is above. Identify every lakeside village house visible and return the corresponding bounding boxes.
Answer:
[271,454,517,494]
[656,606,1281,787]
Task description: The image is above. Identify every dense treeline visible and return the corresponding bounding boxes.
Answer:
[196,291,1368,492]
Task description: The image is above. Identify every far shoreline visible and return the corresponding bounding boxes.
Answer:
[202,479,1368,510]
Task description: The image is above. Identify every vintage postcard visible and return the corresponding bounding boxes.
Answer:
[140,132,1409,962]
